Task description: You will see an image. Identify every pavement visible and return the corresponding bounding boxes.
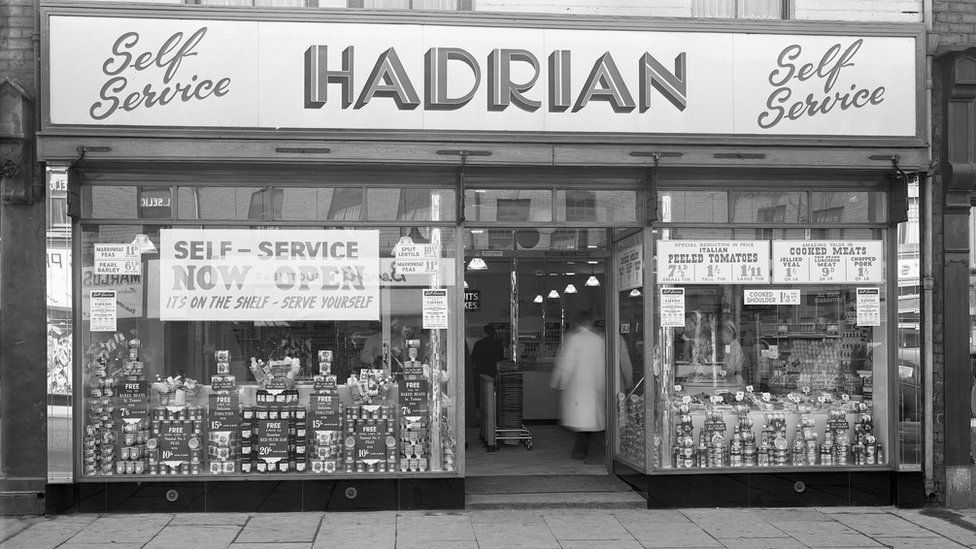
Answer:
[3,506,976,548]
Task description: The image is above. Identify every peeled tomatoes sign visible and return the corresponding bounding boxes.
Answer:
[656,241,770,284]
[159,229,380,321]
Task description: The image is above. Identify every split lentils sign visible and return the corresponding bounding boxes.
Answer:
[48,17,917,136]
[159,229,380,321]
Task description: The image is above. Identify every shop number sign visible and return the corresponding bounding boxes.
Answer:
[657,241,770,284]
[772,241,883,284]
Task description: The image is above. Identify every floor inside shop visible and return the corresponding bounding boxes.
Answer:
[465,424,607,476]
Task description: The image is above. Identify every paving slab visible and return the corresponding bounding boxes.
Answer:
[769,520,881,547]
[58,543,145,549]
[67,514,173,544]
[543,513,632,540]
[832,512,940,538]
[750,509,834,522]
[169,512,252,526]
[718,538,811,549]
[873,537,967,549]
[614,510,691,523]
[396,541,480,549]
[623,522,722,548]
[559,541,644,549]
[889,510,976,546]
[145,524,242,549]
[237,512,322,543]
[0,520,90,549]
[694,516,786,539]
[472,521,561,548]
[396,514,476,541]
[229,544,313,549]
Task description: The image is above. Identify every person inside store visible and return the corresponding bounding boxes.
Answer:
[550,310,607,464]
[678,310,712,375]
[390,322,425,377]
[359,321,387,370]
[720,320,745,387]
[471,324,505,414]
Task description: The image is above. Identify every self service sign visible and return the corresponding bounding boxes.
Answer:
[159,229,380,321]
[47,15,918,137]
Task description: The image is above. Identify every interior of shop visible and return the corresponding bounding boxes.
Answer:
[464,255,616,477]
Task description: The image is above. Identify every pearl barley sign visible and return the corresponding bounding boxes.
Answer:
[48,16,917,136]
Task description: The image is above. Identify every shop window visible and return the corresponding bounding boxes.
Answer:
[351,0,472,8]
[79,222,460,478]
[659,191,729,223]
[731,192,807,224]
[83,186,141,219]
[811,192,886,224]
[465,189,552,222]
[692,0,786,18]
[556,190,638,224]
[276,187,364,222]
[366,188,455,222]
[178,187,265,220]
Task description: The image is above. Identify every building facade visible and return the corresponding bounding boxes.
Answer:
[1,0,969,514]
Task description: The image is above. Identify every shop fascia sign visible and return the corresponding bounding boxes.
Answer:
[48,16,918,136]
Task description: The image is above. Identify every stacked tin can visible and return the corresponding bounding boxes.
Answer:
[853,402,882,465]
[115,340,150,475]
[731,404,755,467]
[792,416,819,466]
[763,413,790,466]
[240,406,307,473]
[825,408,851,465]
[116,420,149,475]
[207,350,240,475]
[702,410,727,468]
[147,405,205,475]
[671,403,696,469]
[399,415,428,472]
[308,351,342,474]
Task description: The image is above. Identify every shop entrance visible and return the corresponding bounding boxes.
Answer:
[461,226,646,507]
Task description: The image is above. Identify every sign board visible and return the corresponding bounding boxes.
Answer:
[657,241,770,284]
[772,241,884,284]
[464,289,481,311]
[117,378,148,421]
[617,245,643,291]
[256,419,289,463]
[138,187,173,219]
[856,287,881,326]
[309,393,343,431]
[744,288,801,306]
[208,392,240,432]
[49,16,918,138]
[660,287,686,328]
[47,246,72,309]
[399,379,430,416]
[393,239,440,275]
[82,269,143,319]
[354,420,388,462]
[89,290,117,332]
[159,229,380,321]
[422,289,449,329]
[94,244,141,276]
[158,422,192,465]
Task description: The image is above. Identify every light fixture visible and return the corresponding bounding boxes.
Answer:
[131,234,157,254]
[565,272,575,276]
[471,229,485,234]
[474,189,487,193]
[547,289,560,299]
[585,276,599,287]
[533,294,544,303]
[564,283,578,294]
[464,280,469,289]
[587,260,599,265]
[629,288,642,297]
[467,257,488,270]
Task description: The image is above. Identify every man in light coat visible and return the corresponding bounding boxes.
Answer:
[550,310,606,463]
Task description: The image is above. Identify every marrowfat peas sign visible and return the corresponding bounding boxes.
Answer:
[48,16,917,136]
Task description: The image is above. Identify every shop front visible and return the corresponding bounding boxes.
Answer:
[39,3,927,512]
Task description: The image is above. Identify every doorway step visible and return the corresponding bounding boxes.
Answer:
[465,474,646,509]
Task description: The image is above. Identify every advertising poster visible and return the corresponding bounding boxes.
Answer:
[617,245,643,291]
[743,289,801,306]
[82,268,143,320]
[772,241,884,284]
[657,240,770,284]
[660,287,686,328]
[90,290,117,332]
[159,229,380,321]
[422,289,449,330]
[856,287,882,326]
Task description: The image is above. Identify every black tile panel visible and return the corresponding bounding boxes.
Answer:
[106,481,205,513]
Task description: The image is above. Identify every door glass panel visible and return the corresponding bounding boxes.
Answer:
[613,232,646,470]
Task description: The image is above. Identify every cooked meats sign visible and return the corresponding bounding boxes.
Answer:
[47,15,918,136]
[159,229,380,321]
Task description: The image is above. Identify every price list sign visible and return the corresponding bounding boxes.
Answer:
[309,394,342,431]
[208,392,240,432]
[117,378,148,421]
[657,241,770,284]
[158,423,192,466]
[354,421,388,462]
[256,420,289,463]
[399,379,430,416]
[772,241,884,284]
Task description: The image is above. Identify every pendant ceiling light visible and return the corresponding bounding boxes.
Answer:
[629,288,642,297]
[464,280,469,289]
[547,289,560,299]
[585,276,600,287]
[533,294,544,303]
[131,234,157,254]
[564,283,578,294]
[467,257,488,270]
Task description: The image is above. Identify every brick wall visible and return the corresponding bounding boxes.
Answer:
[794,0,922,23]
[0,0,36,96]
[934,0,976,48]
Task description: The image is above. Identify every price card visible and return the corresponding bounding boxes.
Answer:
[256,420,289,463]
[660,288,686,328]
[674,384,683,392]
[681,395,692,404]
[399,379,430,416]
[208,392,240,431]
[710,395,724,404]
[94,243,141,276]
[772,241,884,284]
[744,289,801,306]
[735,391,744,401]
[856,287,882,326]
[762,392,772,402]
[657,240,770,284]
[158,422,192,466]
[354,421,387,461]
[745,385,754,393]
[309,394,342,431]
[117,378,148,421]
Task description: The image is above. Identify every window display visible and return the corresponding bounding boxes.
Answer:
[79,199,460,479]
[653,193,890,471]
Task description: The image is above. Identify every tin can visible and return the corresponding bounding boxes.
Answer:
[256,461,267,473]
[135,461,146,474]
[125,461,136,474]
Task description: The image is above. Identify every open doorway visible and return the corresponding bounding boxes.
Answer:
[465,256,611,477]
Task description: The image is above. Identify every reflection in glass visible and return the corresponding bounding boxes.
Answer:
[277,188,364,221]
[465,189,552,222]
[84,186,140,219]
[811,192,886,224]
[731,192,807,223]
[660,191,728,223]
[367,188,456,221]
[556,190,639,223]
[178,187,264,220]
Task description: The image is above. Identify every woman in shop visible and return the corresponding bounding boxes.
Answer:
[550,310,606,464]
[720,320,746,387]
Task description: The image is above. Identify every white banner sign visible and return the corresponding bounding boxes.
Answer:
[48,16,917,137]
[744,288,801,306]
[159,229,380,321]
[94,243,141,276]
[657,240,770,284]
[617,245,643,291]
[856,287,881,326]
[660,287,686,328]
[90,290,118,332]
[422,289,449,330]
[772,241,884,284]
